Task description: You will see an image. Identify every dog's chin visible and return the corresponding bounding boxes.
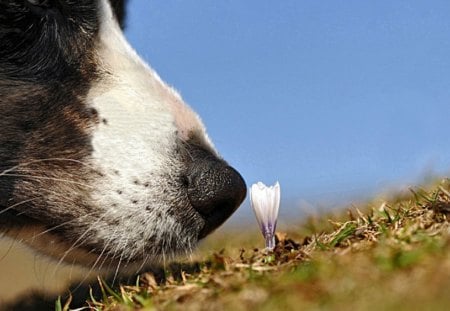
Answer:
[7,215,202,273]
[6,224,109,269]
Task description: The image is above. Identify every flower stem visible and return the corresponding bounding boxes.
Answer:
[265,233,276,251]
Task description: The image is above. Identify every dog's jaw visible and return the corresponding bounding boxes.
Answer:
[77,0,211,265]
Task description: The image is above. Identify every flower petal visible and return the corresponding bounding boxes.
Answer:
[250,181,281,250]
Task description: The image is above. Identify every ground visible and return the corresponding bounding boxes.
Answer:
[60,179,450,311]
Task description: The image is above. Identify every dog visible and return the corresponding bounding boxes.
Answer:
[0,0,246,298]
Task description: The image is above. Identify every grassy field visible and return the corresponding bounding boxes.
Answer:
[60,179,450,311]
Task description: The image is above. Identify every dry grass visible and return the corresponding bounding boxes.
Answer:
[61,179,450,311]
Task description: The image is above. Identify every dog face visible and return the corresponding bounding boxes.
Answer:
[0,0,246,270]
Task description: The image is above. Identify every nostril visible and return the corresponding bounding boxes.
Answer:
[186,159,246,238]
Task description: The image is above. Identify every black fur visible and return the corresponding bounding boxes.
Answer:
[0,2,128,309]
[110,0,127,28]
[0,0,130,230]
[0,0,126,291]
[0,1,102,240]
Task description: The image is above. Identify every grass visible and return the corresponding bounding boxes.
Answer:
[64,179,450,311]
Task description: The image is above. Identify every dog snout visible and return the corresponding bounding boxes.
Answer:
[184,144,246,238]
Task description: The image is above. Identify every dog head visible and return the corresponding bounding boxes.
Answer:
[0,0,246,270]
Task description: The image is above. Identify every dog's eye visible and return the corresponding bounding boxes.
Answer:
[27,0,51,8]
[25,0,60,16]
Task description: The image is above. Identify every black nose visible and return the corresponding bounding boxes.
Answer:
[185,145,246,238]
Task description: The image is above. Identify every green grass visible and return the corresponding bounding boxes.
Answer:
[65,179,450,311]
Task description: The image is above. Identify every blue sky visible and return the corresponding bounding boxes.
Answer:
[125,1,450,218]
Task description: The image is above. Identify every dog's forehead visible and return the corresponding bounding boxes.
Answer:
[93,0,214,145]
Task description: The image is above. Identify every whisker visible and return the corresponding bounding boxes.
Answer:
[134,241,148,274]
[161,237,167,270]
[102,236,123,273]
[53,212,109,272]
[0,157,97,176]
[135,254,150,275]
[0,173,95,189]
[112,248,125,286]
[30,211,99,240]
[0,231,20,262]
[71,241,112,293]
[88,243,111,274]
[96,229,119,273]
[0,198,38,216]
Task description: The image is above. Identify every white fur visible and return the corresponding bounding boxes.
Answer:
[81,0,214,263]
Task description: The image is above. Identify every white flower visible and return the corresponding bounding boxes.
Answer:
[250,181,280,251]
